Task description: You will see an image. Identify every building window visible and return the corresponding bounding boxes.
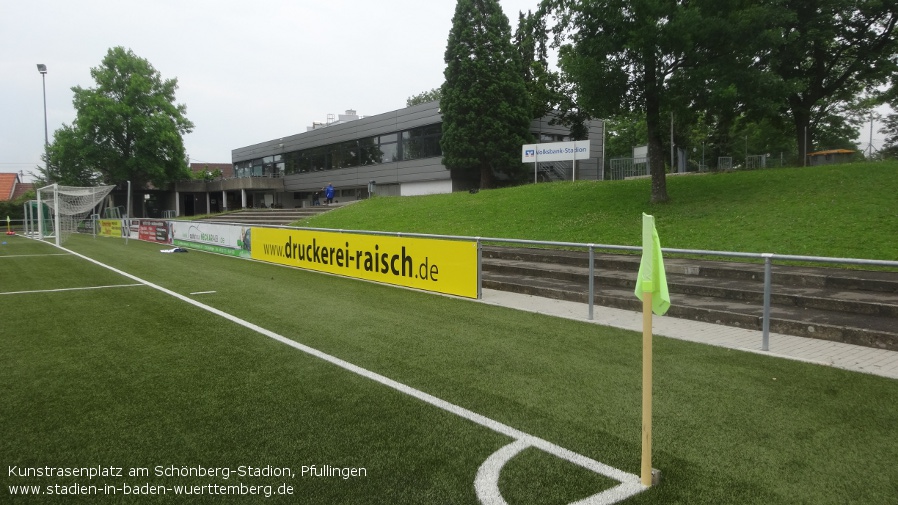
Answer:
[338,140,358,168]
[537,132,570,143]
[284,152,301,175]
[234,160,252,178]
[359,137,382,166]
[378,133,399,163]
[244,123,444,178]
[402,123,442,160]
[307,146,328,171]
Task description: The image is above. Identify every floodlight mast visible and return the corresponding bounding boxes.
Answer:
[36,64,48,147]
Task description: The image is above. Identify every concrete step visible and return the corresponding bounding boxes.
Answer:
[481,247,898,351]
[483,258,898,318]
[483,247,898,293]
[482,270,898,350]
[195,207,337,225]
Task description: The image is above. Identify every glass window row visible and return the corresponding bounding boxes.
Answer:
[234,124,443,178]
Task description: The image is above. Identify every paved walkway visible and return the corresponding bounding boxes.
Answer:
[479,289,898,380]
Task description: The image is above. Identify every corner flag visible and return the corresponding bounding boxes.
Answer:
[634,214,670,316]
[636,213,669,487]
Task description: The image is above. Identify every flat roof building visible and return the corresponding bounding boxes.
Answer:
[172,100,605,216]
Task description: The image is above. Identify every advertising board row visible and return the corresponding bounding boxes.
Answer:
[97,219,478,299]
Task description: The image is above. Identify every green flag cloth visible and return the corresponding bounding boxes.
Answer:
[634,213,671,316]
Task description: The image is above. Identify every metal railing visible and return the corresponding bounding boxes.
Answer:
[299,226,898,352]
[608,157,649,180]
[745,155,767,170]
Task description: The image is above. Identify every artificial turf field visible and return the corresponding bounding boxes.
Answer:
[1,232,897,504]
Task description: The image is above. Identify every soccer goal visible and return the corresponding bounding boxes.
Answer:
[31,184,116,246]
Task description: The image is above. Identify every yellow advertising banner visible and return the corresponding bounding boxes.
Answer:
[251,228,479,299]
[98,219,122,237]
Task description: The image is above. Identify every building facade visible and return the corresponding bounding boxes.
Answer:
[172,100,605,215]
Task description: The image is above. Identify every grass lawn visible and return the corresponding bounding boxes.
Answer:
[297,162,898,261]
[2,233,897,503]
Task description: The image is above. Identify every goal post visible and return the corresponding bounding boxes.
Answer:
[34,184,116,246]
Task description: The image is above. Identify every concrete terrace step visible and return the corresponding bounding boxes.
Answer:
[483,247,898,293]
[195,205,345,226]
[481,246,898,351]
[483,257,898,318]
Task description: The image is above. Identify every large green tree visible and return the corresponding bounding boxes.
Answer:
[515,9,591,139]
[759,0,898,160]
[441,0,533,189]
[547,0,746,202]
[40,124,102,186]
[46,47,193,193]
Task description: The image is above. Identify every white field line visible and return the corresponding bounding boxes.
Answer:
[0,253,70,258]
[475,440,643,505]
[58,244,646,504]
[0,284,144,296]
[189,291,217,295]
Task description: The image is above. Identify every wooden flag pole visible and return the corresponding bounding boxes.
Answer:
[641,286,653,486]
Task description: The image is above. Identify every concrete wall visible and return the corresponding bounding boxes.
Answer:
[400,180,453,196]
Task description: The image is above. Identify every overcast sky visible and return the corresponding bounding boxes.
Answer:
[1,1,889,182]
[1,0,544,180]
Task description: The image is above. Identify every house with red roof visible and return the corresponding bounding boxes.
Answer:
[0,172,31,202]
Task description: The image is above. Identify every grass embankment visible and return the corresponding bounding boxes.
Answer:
[297,163,898,261]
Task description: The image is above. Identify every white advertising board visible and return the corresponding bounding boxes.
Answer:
[171,221,252,258]
[522,140,591,163]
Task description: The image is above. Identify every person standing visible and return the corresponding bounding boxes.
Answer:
[324,183,335,205]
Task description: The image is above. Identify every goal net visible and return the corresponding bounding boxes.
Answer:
[34,184,116,246]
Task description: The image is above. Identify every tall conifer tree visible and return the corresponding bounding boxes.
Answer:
[441,0,532,189]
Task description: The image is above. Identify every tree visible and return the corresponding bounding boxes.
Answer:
[406,88,442,107]
[515,9,591,139]
[441,0,533,189]
[41,125,103,186]
[48,47,194,194]
[604,112,648,158]
[516,10,556,121]
[0,187,34,221]
[758,0,897,161]
[547,0,745,202]
[880,110,898,159]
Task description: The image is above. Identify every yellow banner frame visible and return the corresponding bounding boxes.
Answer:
[98,219,122,237]
[251,228,479,299]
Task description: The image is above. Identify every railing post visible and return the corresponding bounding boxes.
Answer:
[762,254,773,351]
[588,245,595,320]
[476,238,482,299]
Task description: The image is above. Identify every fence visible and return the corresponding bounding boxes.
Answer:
[608,157,649,180]
[609,154,778,175]
[297,227,898,353]
[745,155,767,170]
[476,237,898,352]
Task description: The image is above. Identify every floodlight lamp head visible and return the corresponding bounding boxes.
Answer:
[37,64,47,74]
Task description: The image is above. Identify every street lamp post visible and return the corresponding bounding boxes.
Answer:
[36,64,48,147]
